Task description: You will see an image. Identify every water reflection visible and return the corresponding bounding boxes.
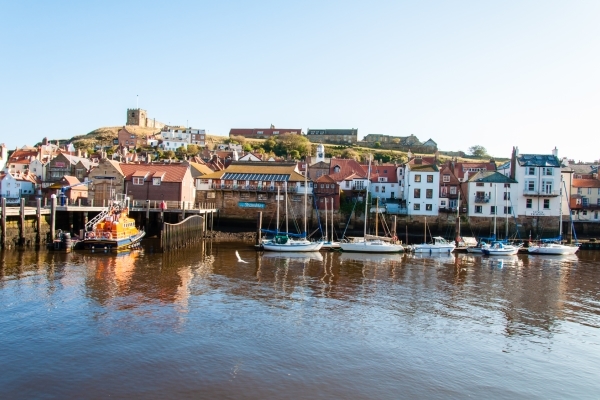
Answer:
[1,245,600,398]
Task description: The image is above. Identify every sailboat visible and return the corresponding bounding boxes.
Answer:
[319,198,341,250]
[482,184,522,256]
[528,179,579,255]
[262,180,323,252]
[411,217,456,253]
[340,156,404,253]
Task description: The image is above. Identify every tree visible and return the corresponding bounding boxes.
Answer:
[374,141,382,148]
[341,148,360,160]
[468,145,488,158]
[243,143,253,152]
[163,150,175,159]
[289,150,300,160]
[226,135,246,145]
[176,146,187,158]
[274,133,310,157]
[186,144,199,156]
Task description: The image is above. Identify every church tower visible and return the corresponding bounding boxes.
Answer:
[316,143,325,163]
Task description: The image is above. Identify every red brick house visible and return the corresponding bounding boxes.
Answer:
[313,175,340,210]
[120,164,195,203]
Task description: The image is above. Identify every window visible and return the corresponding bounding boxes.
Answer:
[414,174,421,182]
[345,181,350,188]
[443,175,450,182]
[597,198,600,206]
[475,205,482,213]
[426,189,433,198]
[414,188,421,198]
[526,199,532,209]
[450,186,457,195]
[577,188,582,195]
[503,192,510,200]
[427,175,433,183]
[490,206,496,214]
[382,186,386,193]
[476,183,484,187]
[583,197,589,206]
[504,206,513,214]
[583,210,588,216]
[542,167,553,176]
[544,199,550,209]
[527,181,535,191]
[504,183,511,188]
[413,204,420,210]
[527,167,535,175]
[133,177,144,185]
[426,204,432,211]
[588,188,592,195]
[375,186,379,192]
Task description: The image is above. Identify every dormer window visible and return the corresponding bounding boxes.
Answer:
[334,165,340,173]
[153,177,161,186]
[133,177,144,185]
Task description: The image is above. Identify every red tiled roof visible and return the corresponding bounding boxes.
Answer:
[316,175,336,183]
[120,164,189,183]
[573,178,600,188]
[329,159,367,181]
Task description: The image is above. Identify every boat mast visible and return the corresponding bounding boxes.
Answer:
[455,190,461,243]
[276,186,280,234]
[364,155,372,240]
[505,184,509,240]
[424,217,427,243]
[285,181,289,235]
[304,163,308,238]
[493,184,497,240]
[325,194,328,242]
[331,197,334,243]
[375,197,379,237]
[559,175,563,240]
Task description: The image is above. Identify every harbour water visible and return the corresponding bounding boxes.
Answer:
[1,243,599,399]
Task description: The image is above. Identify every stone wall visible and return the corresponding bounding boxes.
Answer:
[2,214,51,248]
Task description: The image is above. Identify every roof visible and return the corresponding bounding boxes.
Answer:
[229,128,302,136]
[370,164,399,183]
[189,162,214,176]
[516,154,561,167]
[120,164,190,183]
[572,178,600,188]
[315,175,336,183]
[329,159,367,180]
[453,161,496,180]
[201,162,307,182]
[410,164,439,172]
[468,171,517,183]
[307,129,358,136]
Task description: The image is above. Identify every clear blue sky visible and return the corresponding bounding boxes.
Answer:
[2,1,599,162]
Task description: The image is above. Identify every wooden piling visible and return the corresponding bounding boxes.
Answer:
[36,198,42,245]
[256,212,263,246]
[145,200,150,232]
[50,196,57,242]
[1,198,6,249]
[19,198,25,246]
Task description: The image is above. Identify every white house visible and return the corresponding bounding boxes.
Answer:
[466,171,519,221]
[509,146,562,218]
[161,128,206,147]
[0,171,39,203]
[403,159,440,216]
[369,164,401,202]
[160,137,189,152]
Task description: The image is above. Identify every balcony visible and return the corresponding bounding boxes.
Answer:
[211,184,298,193]
[474,196,490,203]
[523,189,559,197]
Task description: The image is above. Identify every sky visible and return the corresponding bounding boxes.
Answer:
[1,1,599,162]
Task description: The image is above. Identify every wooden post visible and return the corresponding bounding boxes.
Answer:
[392,215,397,241]
[1,198,6,249]
[36,198,42,245]
[68,211,74,234]
[256,211,263,246]
[210,210,214,233]
[19,198,25,246]
[50,196,57,242]
[145,200,150,232]
[181,201,186,221]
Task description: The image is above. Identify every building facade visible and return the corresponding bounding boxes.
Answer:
[306,129,358,144]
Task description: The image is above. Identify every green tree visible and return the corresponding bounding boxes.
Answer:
[289,150,300,160]
[163,150,175,159]
[176,146,187,158]
[243,143,253,152]
[263,138,277,152]
[226,135,246,145]
[186,144,200,156]
[374,141,382,148]
[274,133,310,157]
[341,148,361,160]
[469,145,488,158]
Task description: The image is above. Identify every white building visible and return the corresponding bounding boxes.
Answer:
[160,137,189,152]
[161,128,206,147]
[509,146,563,218]
[0,171,39,203]
[466,171,519,220]
[403,160,440,216]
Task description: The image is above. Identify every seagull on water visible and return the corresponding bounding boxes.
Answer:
[235,250,248,263]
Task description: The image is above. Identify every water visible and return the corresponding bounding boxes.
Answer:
[1,244,600,399]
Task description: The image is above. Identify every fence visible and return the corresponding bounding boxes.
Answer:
[161,215,205,251]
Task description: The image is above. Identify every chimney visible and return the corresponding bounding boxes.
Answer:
[552,147,558,158]
[510,146,517,180]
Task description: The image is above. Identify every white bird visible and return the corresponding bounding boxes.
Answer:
[235,250,248,263]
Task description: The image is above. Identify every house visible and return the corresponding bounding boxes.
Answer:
[160,137,189,152]
[0,170,39,203]
[161,127,206,147]
[45,175,88,204]
[117,127,148,149]
[6,146,39,174]
[402,158,440,217]
[422,139,437,148]
[369,163,401,203]
[313,175,340,210]
[196,161,314,220]
[570,178,600,221]
[466,171,518,225]
[229,127,302,139]
[306,128,358,144]
[87,159,125,206]
[328,158,369,202]
[509,146,562,218]
[439,160,497,211]
[306,145,330,179]
[120,163,195,203]
[45,153,97,185]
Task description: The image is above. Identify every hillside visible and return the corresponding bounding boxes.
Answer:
[69,126,161,149]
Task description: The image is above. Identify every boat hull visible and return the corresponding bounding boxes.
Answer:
[412,245,455,253]
[262,241,323,252]
[482,247,519,256]
[340,242,404,253]
[75,231,146,251]
[528,244,579,255]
